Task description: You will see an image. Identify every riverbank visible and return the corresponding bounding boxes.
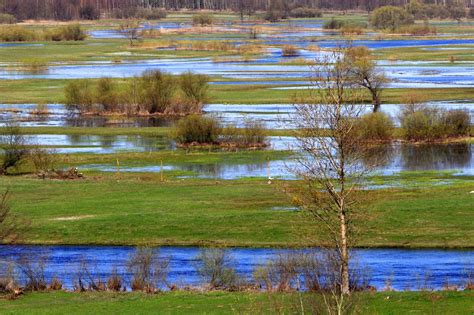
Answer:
[0,291,472,314]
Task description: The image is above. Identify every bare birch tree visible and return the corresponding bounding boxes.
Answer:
[289,48,384,301]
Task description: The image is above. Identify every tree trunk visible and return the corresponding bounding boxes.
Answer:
[371,90,381,113]
[339,208,350,295]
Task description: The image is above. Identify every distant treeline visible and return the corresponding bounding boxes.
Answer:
[0,0,471,21]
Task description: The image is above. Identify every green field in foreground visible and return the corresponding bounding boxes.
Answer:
[0,291,472,314]
[2,173,473,248]
[1,78,474,104]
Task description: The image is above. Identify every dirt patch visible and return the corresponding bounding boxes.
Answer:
[50,215,95,221]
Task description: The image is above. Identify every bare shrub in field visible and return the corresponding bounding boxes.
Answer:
[127,247,169,292]
[48,277,62,290]
[107,268,123,291]
[73,260,106,292]
[95,77,119,112]
[139,70,176,114]
[29,147,57,173]
[195,248,238,290]
[0,124,29,175]
[17,254,48,291]
[64,80,95,112]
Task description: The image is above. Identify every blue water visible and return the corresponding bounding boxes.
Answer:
[0,245,471,291]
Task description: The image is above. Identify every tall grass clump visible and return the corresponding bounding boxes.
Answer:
[173,115,221,145]
[397,24,437,35]
[323,18,346,30]
[193,14,213,26]
[18,59,48,74]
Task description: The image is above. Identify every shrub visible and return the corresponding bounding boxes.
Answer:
[281,45,299,57]
[397,24,437,35]
[179,72,209,108]
[442,110,470,137]
[79,5,99,20]
[19,59,48,74]
[29,147,56,173]
[371,6,414,30]
[195,248,238,290]
[289,7,322,18]
[127,247,169,292]
[17,255,48,291]
[323,18,346,30]
[107,268,123,291]
[469,7,474,19]
[264,10,286,22]
[400,106,470,141]
[0,14,17,24]
[95,77,119,112]
[356,112,394,141]
[173,115,221,145]
[139,70,176,113]
[136,8,167,20]
[64,80,95,112]
[341,25,365,35]
[240,119,267,146]
[0,26,36,41]
[51,24,86,41]
[48,277,62,290]
[192,14,213,26]
[0,124,29,174]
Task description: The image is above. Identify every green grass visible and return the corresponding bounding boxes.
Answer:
[0,291,472,314]
[1,78,473,104]
[1,173,473,248]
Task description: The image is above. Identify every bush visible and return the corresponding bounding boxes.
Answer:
[0,14,17,24]
[192,14,213,26]
[29,147,56,173]
[356,112,394,141]
[281,45,299,57]
[127,247,169,292]
[371,6,414,30]
[400,106,470,141]
[136,8,167,20]
[173,115,221,145]
[179,72,209,108]
[0,26,36,41]
[95,77,119,112]
[289,7,322,18]
[79,5,99,20]
[397,24,437,35]
[442,110,470,137]
[44,24,86,41]
[469,7,474,19]
[264,10,286,22]
[239,119,267,146]
[107,268,123,291]
[0,124,29,174]
[139,70,176,114]
[195,248,238,290]
[64,80,95,112]
[323,18,346,30]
